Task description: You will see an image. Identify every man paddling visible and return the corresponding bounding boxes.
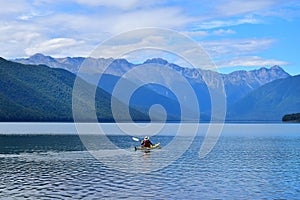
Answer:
[140,136,153,148]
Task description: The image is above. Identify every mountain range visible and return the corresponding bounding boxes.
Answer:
[0,58,148,122]
[16,55,290,106]
[2,54,298,122]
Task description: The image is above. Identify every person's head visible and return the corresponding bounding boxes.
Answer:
[144,136,149,140]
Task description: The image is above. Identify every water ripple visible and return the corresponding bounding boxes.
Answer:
[0,135,299,199]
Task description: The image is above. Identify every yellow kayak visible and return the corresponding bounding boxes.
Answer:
[134,142,161,151]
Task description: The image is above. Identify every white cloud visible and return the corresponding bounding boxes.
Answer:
[214,0,275,17]
[25,38,84,56]
[75,0,140,10]
[107,8,192,34]
[0,0,194,59]
[13,5,193,58]
[0,21,46,58]
[18,10,51,21]
[201,38,275,58]
[182,29,235,38]
[91,34,170,59]
[216,56,289,68]
[37,0,163,10]
[30,6,191,36]
[195,15,261,30]
[258,1,300,19]
[0,0,30,16]
[181,31,209,37]
[212,29,236,35]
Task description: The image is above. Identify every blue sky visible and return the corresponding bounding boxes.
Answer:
[0,0,299,75]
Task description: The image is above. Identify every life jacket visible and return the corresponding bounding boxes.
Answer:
[142,140,152,147]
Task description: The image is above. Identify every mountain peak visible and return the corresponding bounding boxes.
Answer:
[111,58,131,65]
[270,65,283,71]
[30,53,46,58]
[143,58,169,65]
[29,53,56,62]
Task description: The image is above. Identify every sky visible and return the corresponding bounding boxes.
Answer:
[0,0,299,75]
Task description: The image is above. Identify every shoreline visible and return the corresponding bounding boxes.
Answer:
[0,122,299,136]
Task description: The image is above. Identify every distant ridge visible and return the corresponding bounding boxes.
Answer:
[228,75,300,121]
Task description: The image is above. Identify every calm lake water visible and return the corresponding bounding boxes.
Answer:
[0,123,299,199]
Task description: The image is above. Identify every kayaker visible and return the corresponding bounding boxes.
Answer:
[141,136,153,148]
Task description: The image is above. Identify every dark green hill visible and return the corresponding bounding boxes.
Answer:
[0,58,147,122]
[282,113,300,122]
[228,75,300,122]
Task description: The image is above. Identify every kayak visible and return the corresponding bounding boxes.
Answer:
[134,142,161,151]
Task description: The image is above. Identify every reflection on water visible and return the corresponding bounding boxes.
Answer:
[0,133,299,199]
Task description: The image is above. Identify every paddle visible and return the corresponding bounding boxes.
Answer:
[132,137,141,151]
[132,137,140,142]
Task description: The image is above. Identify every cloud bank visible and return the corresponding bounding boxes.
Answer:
[0,0,298,72]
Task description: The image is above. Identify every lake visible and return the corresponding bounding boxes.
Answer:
[0,123,299,199]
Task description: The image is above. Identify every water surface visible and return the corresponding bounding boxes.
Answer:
[0,124,299,199]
